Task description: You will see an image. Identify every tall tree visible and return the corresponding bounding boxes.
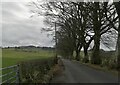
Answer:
[30,1,118,64]
[114,2,120,68]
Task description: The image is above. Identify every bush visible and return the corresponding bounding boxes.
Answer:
[108,58,117,69]
[19,57,56,83]
[101,55,117,69]
[88,50,117,70]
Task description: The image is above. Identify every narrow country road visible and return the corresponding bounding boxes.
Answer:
[51,59,119,83]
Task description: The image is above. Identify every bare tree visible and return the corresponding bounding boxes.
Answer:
[114,2,120,68]
[29,1,119,66]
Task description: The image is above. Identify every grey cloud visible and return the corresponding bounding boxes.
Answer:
[2,2,54,47]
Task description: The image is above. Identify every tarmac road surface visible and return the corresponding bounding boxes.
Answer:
[51,59,119,83]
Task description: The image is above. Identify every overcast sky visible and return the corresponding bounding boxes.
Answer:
[1,1,54,47]
[0,0,117,51]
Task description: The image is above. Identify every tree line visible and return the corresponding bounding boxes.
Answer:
[30,1,120,68]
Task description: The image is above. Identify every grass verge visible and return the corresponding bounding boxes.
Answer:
[72,60,118,76]
[81,62,118,76]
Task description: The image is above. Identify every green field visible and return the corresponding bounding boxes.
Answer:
[2,48,55,67]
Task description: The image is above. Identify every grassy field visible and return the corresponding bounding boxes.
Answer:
[2,48,55,67]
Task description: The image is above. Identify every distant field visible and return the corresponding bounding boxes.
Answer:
[2,48,55,67]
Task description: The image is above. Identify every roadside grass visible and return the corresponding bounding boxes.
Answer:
[72,51,118,76]
[72,59,118,76]
[2,48,55,67]
[82,63,118,76]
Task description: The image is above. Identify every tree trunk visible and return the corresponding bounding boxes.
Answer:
[83,46,89,63]
[91,2,101,65]
[118,27,120,69]
[75,50,80,61]
[75,45,82,61]
[69,51,74,60]
[114,2,120,69]
[91,35,101,64]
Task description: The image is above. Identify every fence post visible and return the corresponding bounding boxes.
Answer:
[16,64,20,83]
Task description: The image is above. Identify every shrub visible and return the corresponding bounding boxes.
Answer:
[19,57,56,83]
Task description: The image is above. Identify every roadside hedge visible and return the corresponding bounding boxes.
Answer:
[19,57,57,83]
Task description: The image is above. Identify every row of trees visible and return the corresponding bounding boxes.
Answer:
[30,1,120,67]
